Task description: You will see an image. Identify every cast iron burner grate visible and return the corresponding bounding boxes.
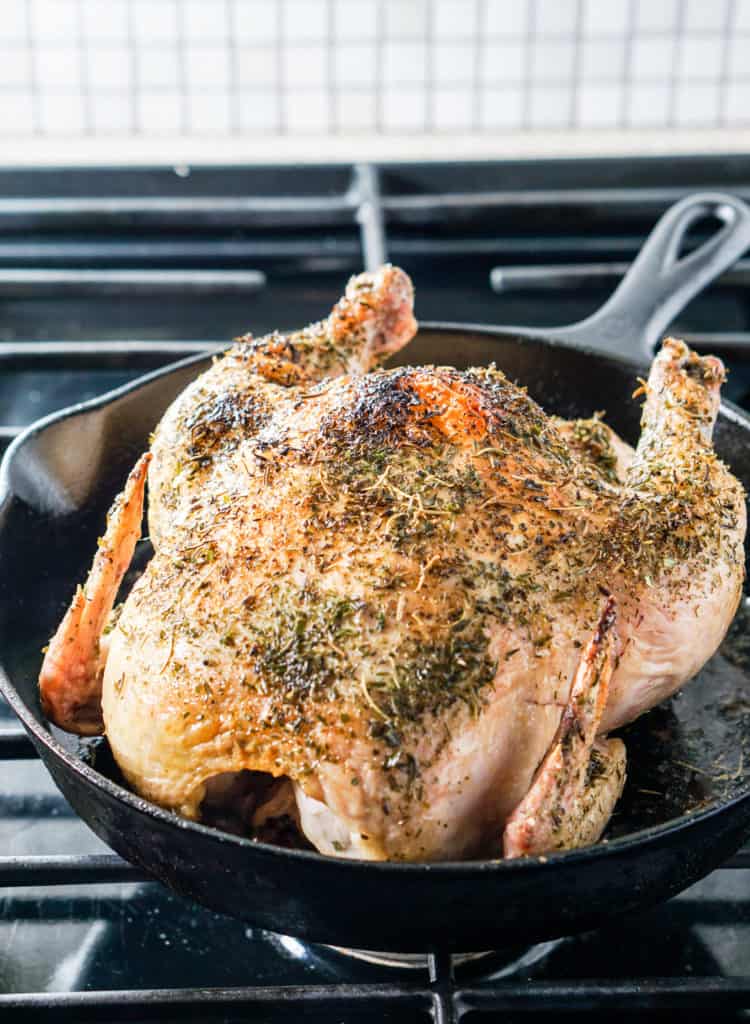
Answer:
[2,157,750,1021]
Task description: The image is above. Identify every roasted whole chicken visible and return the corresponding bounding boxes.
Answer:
[40,266,746,861]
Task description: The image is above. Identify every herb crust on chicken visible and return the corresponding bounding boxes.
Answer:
[40,265,746,861]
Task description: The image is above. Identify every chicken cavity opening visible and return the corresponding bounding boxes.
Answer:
[199,770,308,848]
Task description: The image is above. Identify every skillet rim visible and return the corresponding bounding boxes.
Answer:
[1,319,749,877]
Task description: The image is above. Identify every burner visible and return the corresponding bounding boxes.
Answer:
[321,939,561,976]
[262,919,562,979]
[326,947,494,970]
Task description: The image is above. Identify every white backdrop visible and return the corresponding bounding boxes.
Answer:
[0,0,748,145]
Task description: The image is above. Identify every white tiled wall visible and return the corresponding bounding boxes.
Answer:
[0,0,748,138]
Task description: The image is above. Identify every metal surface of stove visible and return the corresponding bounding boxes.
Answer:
[2,156,750,1021]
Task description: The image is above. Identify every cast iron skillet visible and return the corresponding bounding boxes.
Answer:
[2,193,750,955]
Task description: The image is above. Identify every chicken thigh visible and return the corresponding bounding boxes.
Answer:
[40,266,745,861]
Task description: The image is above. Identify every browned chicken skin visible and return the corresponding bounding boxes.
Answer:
[40,266,746,861]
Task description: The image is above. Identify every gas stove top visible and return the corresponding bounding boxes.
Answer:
[2,157,750,1021]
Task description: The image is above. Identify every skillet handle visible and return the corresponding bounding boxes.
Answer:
[545,192,750,362]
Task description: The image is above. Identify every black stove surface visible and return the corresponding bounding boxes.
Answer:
[2,157,750,1021]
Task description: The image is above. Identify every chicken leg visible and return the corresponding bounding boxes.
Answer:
[604,338,746,731]
[503,596,626,857]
